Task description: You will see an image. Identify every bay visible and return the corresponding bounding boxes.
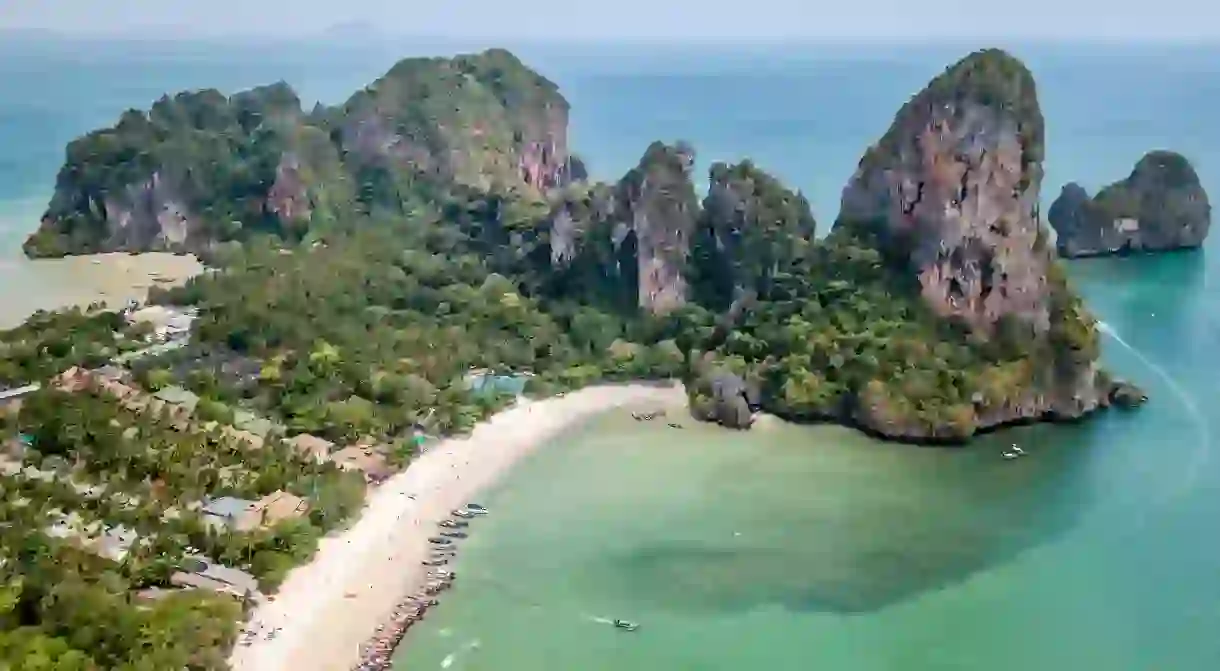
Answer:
[0,39,1217,670]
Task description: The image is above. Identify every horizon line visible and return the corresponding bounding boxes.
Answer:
[5,28,1220,46]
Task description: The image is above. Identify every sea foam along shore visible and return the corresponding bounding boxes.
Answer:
[228,381,687,671]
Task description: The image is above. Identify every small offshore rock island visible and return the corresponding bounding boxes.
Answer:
[20,47,1146,443]
[1049,150,1213,257]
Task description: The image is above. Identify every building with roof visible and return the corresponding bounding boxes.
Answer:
[153,385,199,412]
[0,383,40,414]
[329,445,394,484]
[171,554,260,600]
[54,367,93,393]
[127,305,196,342]
[201,496,258,532]
[463,369,530,397]
[89,525,139,562]
[249,490,309,526]
[233,410,278,439]
[286,433,334,463]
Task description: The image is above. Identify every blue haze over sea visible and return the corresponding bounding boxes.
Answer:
[3,38,1220,670]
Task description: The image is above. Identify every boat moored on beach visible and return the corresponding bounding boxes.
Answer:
[428,537,453,545]
[440,531,468,539]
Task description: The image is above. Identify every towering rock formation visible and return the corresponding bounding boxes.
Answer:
[1048,150,1211,257]
[541,141,699,316]
[23,49,574,258]
[692,160,817,308]
[331,49,572,196]
[826,49,1120,439]
[834,49,1050,335]
[619,141,700,315]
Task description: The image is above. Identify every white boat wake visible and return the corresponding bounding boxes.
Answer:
[1097,321,1211,511]
[439,639,480,669]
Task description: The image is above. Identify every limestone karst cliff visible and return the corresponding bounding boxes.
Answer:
[25,46,1144,443]
[825,48,1118,438]
[539,141,700,316]
[674,49,1135,440]
[691,160,817,309]
[1048,150,1211,257]
[23,49,575,258]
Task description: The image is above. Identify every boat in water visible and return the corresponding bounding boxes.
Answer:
[466,503,487,511]
[452,509,475,519]
[1002,443,1026,460]
[441,531,468,539]
[613,619,639,632]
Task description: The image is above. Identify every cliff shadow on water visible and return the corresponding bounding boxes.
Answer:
[478,412,1132,617]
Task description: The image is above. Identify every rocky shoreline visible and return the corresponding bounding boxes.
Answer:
[352,569,455,671]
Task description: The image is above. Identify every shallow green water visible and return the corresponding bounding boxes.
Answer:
[395,252,1220,671]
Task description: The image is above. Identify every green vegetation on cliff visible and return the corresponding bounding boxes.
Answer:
[24,49,571,258]
[0,46,1138,669]
[1049,150,1212,256]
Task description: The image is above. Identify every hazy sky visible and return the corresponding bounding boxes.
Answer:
[2,0,1217,41]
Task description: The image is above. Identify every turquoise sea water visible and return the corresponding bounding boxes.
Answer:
[1,40,1219,670]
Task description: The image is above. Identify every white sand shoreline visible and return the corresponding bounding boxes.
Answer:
[0,251,203,328]
[229,382,687,671]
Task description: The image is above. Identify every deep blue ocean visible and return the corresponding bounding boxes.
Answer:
[4,39,1220,670]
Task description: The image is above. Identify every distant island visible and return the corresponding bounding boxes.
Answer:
[1049,150,1212,258]
[0,46,1147,669]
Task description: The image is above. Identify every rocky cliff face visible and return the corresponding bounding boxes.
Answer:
[693,160,817,308]
[1048,151,1211,257]
[332,49,571,195]
[831,49,1116,440]
[835,49,1050,335]
[24,50,572,258]
[619,142,699,315]
[542,142,699,316]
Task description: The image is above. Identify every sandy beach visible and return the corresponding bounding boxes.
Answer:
[0,251,203,328]
[229,382,687,671]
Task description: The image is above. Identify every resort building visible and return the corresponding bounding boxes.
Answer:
[54,366,93,393]
[126,305,196,343]
[0,383,40,414]
[150,385,199,419]
[88,525,139,562]
[248,490,310,526]
[233,410,278,440]
[329,445,393,484]
[171,554,260,600]
[286,433,335,463]
[201,491,309,532]
[200,496,259,532]
[462,368,531,397]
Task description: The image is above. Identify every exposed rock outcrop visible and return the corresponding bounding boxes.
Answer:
[826,48,1119,441]
[834,49,1050,334]
[692,160,817,308]
[542,142,699,316]
[331,49,571,195]
[1048,151,1211,257]
[619,142,699,315]
[24,49,572,258]
[689,366,759,430]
